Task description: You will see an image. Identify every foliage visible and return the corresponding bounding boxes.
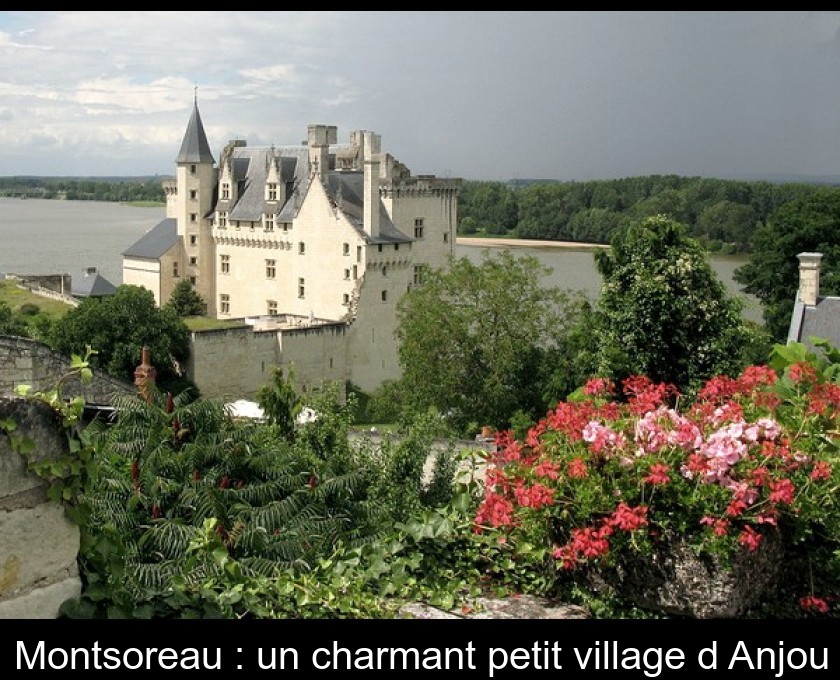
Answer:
[734,187,840,341]
[457,176,825,248]
[0,176,165,202]
[256,366,302,441]
[394,250,588,433]
[0,300,31,337]
[165,278,206,317]
[593,215,754,395]
[474,344,840,616]
[50,284,191,393]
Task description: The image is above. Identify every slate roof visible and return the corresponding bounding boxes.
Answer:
[122,219,179,259]
[223,146,412,244]
[72,270,117,297]
[787,296,840,352]
[176,101,215,165]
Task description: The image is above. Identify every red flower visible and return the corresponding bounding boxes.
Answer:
[567,457,588,479]
[643,463,671,485]
[810,461,831,481]
[610,503,648,532]
[738,525,762,552]
[769,478,796,505]
[799,595,830,614]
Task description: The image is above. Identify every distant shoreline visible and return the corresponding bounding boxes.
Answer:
[456,237,608,250]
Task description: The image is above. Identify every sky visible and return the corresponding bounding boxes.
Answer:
[1,11,840,183]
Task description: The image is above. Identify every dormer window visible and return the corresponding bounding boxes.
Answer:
[221,182,230,200]
[264,214,275,232]
[267,183,278,201]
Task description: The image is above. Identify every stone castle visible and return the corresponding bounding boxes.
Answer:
[122,100,462,399]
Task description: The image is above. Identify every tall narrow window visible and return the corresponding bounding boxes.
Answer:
[381,290,388,302]
[218,212,228,228]
[173,262,179,277]
[221,183,230,200]
[189,234,198,246]
[189,190,197,200]
[220,294,230,314]
[267,183,278,201]
[343,242,350,256]
[265,214,275,232]
[357,246,362,262]
[414,218,424,238]
[220,254,230,274]
[265,259,276,279]
[299,242,305,255]
[267,300,278,316]
[443,232,450,243]
[298,278,305,298]
[190,213,197,223]
[413,265,423,285]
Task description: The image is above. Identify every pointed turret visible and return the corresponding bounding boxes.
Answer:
[176,97,215,165]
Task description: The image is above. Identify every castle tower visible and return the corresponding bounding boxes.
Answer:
[175,95,217,313]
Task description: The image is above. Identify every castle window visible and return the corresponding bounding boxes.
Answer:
[220,294,230,314]
[267,183,278,201]
[382,266,388,277]
[190,164,196,175]
[377,244,383,253]
[352,265,358,279]
[189,256,198,266]
[344,269,350,280]
[189,234,198,246]
[220,254,230,274]
[343,293,350,305]
[267,300,278,316]
[413,265,424,285]
[190,213,197,223]
[221,183,230,200]
[299,242,305,255]
[414,218,424,239]
[282,223,290,233]
[443,232,449,243]
[343,243,350,256]
[266,259,276,279]
[394,244,399,251]
[298,278,305,298]
[190,190,197,200]
[265,214,275,232]
[381,290,388,302]
[357,246,362,262]
[173,262,179,277]
[218,212,228,228]
[189,276,196,285]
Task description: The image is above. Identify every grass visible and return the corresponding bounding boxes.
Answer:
[0,279,73,334]
[184,316,249,332]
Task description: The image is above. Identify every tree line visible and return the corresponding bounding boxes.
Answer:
[458,175,836,253]
[0,176,165,202]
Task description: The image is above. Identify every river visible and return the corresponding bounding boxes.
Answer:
[0,197,762,323]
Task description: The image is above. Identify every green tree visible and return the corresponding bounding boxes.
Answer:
[165,278,206,317]
[734,188,840,342]
[594,215,753,394]
[0,301,31,337]
[50,284,190,392]
[394,250,586,432]
[256,366,302,442]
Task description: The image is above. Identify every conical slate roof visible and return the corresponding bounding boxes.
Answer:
[175,100,215,165]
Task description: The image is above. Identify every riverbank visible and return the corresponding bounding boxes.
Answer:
[456,236,608,250]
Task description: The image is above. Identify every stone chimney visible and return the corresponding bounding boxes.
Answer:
[307,125,337,181]
[363,131,381,238]
[797,252,823,306]
[134,345,157,404]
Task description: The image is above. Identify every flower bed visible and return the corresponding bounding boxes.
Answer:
[474,343,840,617]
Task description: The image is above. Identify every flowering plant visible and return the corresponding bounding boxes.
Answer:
[474,341,840,615]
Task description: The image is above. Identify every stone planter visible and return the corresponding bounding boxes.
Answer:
[584,529,784,618]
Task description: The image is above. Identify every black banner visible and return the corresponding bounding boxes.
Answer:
[3,618,835,677]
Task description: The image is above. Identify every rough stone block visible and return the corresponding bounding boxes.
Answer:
[0,576,81,619]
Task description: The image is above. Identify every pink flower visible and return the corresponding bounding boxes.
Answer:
[799,595,830,614]
[738,525,762,552]
[643,463,671,485]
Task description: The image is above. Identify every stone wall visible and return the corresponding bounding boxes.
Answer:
[0,397,80,618]
[0,335,135,404]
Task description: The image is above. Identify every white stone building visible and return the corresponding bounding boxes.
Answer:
[122,101,461,399]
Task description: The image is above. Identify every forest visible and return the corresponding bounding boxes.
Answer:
[457,175,837,253]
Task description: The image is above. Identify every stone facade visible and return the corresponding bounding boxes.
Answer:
[0,398,80,618]
[123,102,461,399]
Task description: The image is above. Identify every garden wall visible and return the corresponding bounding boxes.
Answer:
[0,397,80,618]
